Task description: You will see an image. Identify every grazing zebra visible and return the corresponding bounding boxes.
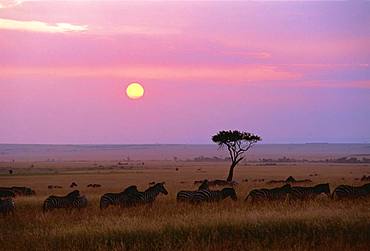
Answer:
[99,185,138,209]
[245,184,291,203]
[332,183,370,200]
[289,183,331,200]
[198,180,209,190]
[43,190,80,213]
[191,188,237,203]
[176,180,209,202]
[0,189,15,198]
[0,198,15,216]
[127,182,168,205]
[73,196,88,209]
[11,186,36,196]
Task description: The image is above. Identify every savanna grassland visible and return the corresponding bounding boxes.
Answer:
[1,161,370,251]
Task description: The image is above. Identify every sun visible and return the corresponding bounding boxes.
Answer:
[126,83,144,100]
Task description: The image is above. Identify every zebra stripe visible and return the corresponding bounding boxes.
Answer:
[100,185,138,209]
[191,188,237,203]
[43,190,80,213]
[332,183,370,199]
[0,198,15,216]
[245,184,291,203]
[73,196,88,209]
[176,191,196,202]
[290,183,330,200]
[197,180,209,190]
[128,182,168,205]
[176,180,209,202]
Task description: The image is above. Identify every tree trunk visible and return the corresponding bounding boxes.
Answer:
[226,162,237,182]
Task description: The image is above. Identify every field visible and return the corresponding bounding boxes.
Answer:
[1,159,370,251]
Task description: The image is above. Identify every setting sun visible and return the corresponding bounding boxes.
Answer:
[126,83,144,100]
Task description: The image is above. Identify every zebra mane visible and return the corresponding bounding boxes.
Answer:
[198,180,209,190]
[121,185,138,194]
[145,183,161,192]
[280,184,291,190]
[67,190,80,198]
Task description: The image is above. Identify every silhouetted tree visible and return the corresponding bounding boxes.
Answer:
[212,130,261,181]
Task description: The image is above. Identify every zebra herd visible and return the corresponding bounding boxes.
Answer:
[100,182,168,209]
[43,190,88,213]
[245,183,330,203]
[1,181,370,216]
[177,180,237,203]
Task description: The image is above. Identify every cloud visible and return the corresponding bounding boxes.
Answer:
[225,51,271,59]
[0,0,26,8]
[0,18,88,33]
[293,80,370,89]
[96,25,181,36]
[0,65,299,82]
[0,18,177,36]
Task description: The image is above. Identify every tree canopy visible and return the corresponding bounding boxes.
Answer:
[212,130,262,181]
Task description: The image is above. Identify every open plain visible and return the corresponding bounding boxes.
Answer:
[1,148,370,251]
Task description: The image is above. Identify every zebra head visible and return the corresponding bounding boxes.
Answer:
[154,182,168,195]
[67,190,80,198]
[24,187,36,196]
[198,180,209,190]
[281,184,291,192]
[362,183,370,193]
[314,183,330,196]
[281,184,292,190]
[222,187,237,201]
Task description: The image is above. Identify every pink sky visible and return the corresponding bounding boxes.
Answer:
[0,1,369,144]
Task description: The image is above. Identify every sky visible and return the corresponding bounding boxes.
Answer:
[0,0,369,144]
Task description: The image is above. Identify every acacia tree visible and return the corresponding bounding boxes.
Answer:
[212,130,261,181]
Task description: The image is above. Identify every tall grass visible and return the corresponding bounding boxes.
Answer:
[1,196,369,251]
[1,163,370,250]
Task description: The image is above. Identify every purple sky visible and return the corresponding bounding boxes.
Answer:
[0,1,369,144]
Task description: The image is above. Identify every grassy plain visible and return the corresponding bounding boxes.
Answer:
[1,161,370,251]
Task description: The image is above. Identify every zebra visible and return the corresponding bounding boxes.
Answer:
[0,189,16,198]
[100,185,138,209]
[176,180,209,202]
[332,183,370,200]
[11,186,36,196]
[289,183,330,200]
[0,198,15,216]
[73,196,88,209]
[198,179,209,190]
[245,184,291,203]
[126,182,168,205]
[43,190,80,213]
[191,187,237,203]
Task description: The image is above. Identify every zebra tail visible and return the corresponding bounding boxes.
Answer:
[245,194,250,202]
[99,199,105,210]
[331,191,335,200]
[42,200,48,214]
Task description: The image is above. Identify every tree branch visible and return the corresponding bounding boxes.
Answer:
[235,156,244,165]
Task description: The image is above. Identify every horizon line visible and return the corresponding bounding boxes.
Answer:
[0,142,369,146]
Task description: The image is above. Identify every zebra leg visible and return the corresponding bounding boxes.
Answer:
[65,206,74,214]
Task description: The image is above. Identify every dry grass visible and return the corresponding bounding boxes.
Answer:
[1,162,370,251]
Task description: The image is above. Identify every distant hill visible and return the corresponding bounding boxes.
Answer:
[0,144,369,162]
